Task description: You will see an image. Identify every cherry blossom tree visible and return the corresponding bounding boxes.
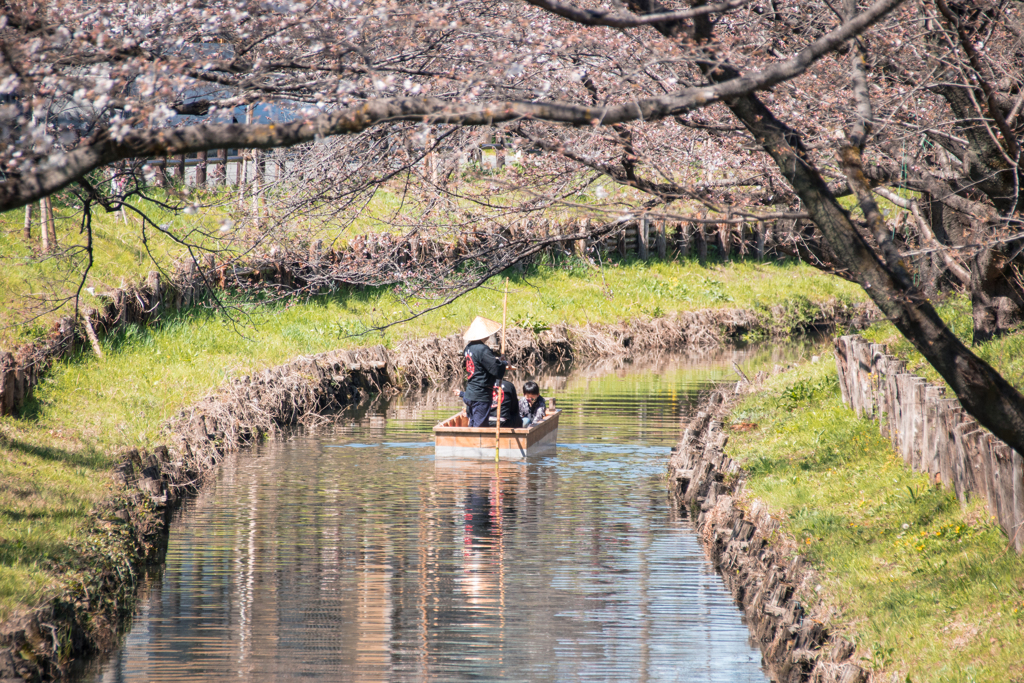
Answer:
[3,0,1024,451]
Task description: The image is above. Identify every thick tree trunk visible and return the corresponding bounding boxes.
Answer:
[934,84,1020,214]
[971,248,1024,344]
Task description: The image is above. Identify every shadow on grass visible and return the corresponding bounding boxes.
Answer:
[0,533,83,574]
[0,433,111,471]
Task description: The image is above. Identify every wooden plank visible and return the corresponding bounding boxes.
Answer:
[909,378,926,467]
[854,338,874,418]
[1014,447,1024,552]
[638,217,650,260]
[696,225,707,263]
[833,337,852,407]
[675,224,692,255]
[936,399,958,487]
[922,387,944,476]
[718,224,731,261]
[993,443,1015,537]
[900,374,918,464]
[869,344,887,420]
[952,420,979,503]
[883,359,904,447]
[974,432,995,511]
[875,355,891,437]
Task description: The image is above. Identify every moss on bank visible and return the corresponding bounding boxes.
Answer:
[725,359,1024,683]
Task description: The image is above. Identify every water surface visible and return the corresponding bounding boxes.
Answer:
[81,349,791,682]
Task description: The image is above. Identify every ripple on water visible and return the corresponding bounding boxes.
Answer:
[78,351,783,683]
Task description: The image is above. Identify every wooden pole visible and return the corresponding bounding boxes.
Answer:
[83,310,103,358]
[39,198,50,252]
[495,278,509,462]
[195,150,207,187]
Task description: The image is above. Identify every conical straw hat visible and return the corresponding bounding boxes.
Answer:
[463,316,502,342]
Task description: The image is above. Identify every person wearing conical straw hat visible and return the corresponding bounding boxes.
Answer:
[459,316,508,427]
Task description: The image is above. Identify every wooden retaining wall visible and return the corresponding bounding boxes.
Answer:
[834,334,1024,552]
[670,390,869,683]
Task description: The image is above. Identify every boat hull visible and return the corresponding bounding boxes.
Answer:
[433,409,560,461]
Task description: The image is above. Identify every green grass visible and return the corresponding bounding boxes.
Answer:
[0,170,757,350]
[26,258,865,448]
[0,425,133,622]
[726,359,1024,683]
[0,190,223,349]
[0,257,863,621]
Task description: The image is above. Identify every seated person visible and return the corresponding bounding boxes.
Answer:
[488,379,523,428]
[519,381,547,426]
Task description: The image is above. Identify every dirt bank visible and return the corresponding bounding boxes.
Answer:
[1,300,870,681]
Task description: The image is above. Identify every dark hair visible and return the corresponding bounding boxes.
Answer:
[523,381,540,395]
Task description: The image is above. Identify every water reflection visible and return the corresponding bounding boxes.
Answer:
[79,346,813,682]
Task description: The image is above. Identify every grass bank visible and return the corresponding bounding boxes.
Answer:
[724,357,1024,683]
[0,258,865,625]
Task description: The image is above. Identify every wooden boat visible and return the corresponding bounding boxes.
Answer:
[433,409,561,461]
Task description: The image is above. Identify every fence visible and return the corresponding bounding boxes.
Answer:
[1,213,823,419]
[834,335,1024,552]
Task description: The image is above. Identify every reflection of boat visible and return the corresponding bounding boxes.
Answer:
[433,409,561,460]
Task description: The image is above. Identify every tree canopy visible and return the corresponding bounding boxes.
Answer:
[3,0,1024,451]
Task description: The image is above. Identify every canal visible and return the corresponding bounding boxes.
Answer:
[78,348,797,682]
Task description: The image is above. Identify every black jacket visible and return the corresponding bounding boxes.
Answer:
[489,380,523,428]
[463,341,507,404]
[519,395,547,422]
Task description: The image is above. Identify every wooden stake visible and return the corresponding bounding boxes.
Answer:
[495,278,509,462]
[83,310,103,358]
[39,198,50,252]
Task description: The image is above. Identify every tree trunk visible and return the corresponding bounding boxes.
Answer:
[153,158,167,187]
[622,0,1024,457]
[216,149,227,184]
[195,150,207,187]
[971,248,1024,344]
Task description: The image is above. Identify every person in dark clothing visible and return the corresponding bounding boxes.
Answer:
[519,380,547,426]
[459,316,508,427]
[489,379,523,428]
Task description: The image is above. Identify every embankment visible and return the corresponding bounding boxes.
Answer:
[669,388,869,683]
[1,302,869,681]
[834,334,1024,553]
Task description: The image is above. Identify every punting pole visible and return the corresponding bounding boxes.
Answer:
[495,278,509,462]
